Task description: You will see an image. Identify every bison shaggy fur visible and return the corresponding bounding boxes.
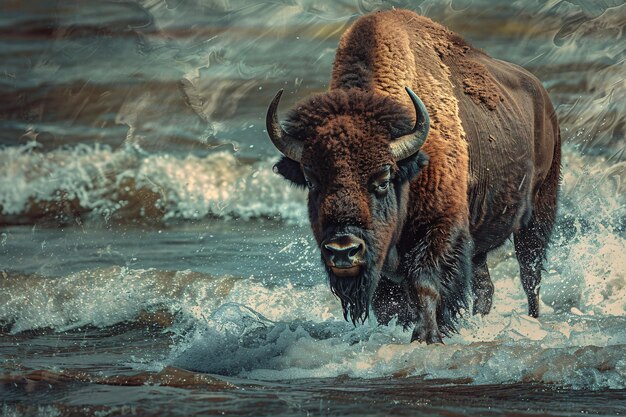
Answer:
[269,9,561,343]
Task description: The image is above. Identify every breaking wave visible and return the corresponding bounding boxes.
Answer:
[0,142,307,225]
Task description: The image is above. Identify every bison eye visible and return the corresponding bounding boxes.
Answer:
[304,176,318,191]
[376,180,390,194]
[371,179,390,197]
[302,167,319,191]
[369,165,392,197]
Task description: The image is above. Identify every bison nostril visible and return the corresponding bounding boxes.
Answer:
[322,236,366,268]
[348,244,363,259]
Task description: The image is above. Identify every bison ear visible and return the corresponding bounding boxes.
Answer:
[273,156,306,187]
[396,151,429,184]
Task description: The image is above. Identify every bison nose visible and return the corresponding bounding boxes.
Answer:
[322,235,366,268]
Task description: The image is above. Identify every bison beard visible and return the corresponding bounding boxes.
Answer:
[328,270,370,325]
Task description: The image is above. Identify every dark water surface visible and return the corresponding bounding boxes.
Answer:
[1,0,625,416]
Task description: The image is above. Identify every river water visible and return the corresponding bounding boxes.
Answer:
[1,0,625,416]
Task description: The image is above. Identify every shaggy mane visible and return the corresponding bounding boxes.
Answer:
[283,89,414,141]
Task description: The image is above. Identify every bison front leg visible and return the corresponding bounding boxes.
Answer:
[403,228,472,344]
[411,274,444,344]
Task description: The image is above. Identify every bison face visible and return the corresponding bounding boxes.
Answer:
[267,88,429,323]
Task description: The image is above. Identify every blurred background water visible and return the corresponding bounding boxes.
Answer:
[0,1,625,416]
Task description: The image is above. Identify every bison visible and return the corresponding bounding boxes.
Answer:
[266,9,561,343]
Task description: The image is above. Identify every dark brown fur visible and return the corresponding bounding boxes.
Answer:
[273,10,561,342]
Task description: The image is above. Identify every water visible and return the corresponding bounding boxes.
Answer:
[1,0,625,415]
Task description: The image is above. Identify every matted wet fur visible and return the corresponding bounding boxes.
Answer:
[270,9,561,343]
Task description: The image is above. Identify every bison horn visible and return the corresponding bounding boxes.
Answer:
[390,87,430,161]
[266,89,304,162]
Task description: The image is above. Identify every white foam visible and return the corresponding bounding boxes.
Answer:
[165,299,626,389]
[541,150,626,317]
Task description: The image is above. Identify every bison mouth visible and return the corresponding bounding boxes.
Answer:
[330,265,361,277]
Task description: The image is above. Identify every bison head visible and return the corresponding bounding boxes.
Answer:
[266,88,429,324]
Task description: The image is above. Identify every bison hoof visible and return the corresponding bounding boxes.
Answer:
[410,325,443,344]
